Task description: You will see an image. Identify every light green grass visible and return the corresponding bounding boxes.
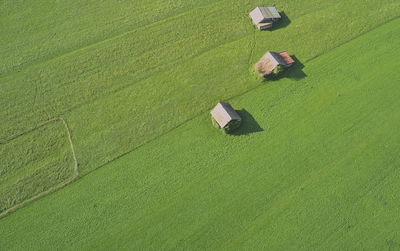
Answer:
[1,18,399,250]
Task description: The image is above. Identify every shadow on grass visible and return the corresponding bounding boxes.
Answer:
[269,11,291,31]
[263,55,307,82]
[250,11,290,32]
[231,109,263,136]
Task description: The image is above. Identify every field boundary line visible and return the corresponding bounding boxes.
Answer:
[59,117,79,176]
[247,28,257,66]
[304,15,399,64]
[0,117,79,219]
[0,118,58,144]
[226,16,400,103]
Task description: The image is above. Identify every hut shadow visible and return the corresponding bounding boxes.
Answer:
[263,55,307,82]
[283,55,307,80]
[269,11,291,31]
[231,109,264,136]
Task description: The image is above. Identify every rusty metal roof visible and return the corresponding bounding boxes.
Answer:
[278,51,295,65]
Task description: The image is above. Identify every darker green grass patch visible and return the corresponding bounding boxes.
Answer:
[0,120,75,213]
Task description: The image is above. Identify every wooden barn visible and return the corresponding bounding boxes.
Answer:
[255,51,294,77]
[249,6,281,30]
[210,102,241,133]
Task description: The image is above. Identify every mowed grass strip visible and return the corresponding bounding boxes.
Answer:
[1,18,399,250]
[0,120,75,213]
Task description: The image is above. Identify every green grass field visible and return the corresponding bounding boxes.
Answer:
[1,0,400,249]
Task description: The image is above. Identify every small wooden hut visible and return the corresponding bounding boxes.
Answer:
[255,51,294,77]
[210,102,241,133]
[249,6,281,30]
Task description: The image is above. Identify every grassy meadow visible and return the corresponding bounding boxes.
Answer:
[1,1,399,212]
[0,10,400,250]
[1,0,400,249]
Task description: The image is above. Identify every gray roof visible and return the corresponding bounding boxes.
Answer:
[249,6,281,25]
[210,102,241,128]
[269,51,287,66]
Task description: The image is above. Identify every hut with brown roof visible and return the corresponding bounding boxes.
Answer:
[255,51,294,77]
[210,102,241,133]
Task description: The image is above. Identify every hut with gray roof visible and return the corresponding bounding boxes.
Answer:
[249,6,281,30]
[210,102,241,133]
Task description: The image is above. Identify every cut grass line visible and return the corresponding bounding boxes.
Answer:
[94,110,208,171]
[227,17,400,102]
[304,15,400,64]
[0,118,59,144]
[0,117,78,219]
[0,175,78,219]
[0,0,224,79]
[247,28,257,66]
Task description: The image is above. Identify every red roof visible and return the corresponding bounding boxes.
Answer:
[278,51,294,65]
